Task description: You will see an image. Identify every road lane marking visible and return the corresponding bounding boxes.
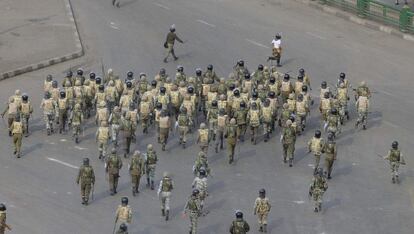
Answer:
[306,31,326,40]
[110,22,119,30]
[197,20,216,28]
[383,120,399,129]
[74,146,88,150]
[47,157,79,169]
[245,39,270,49]
[153,2,170,10]
[292,200,305,204]
[60,139,67,142]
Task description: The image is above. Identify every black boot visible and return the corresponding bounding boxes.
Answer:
[165,210,169,221]
[289,159,293,167]
[263,224,267,233]
[162,209,165,216]
[146,178,150,187]
[151,181,154,190]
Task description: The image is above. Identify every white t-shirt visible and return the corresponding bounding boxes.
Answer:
[271,39,281,49]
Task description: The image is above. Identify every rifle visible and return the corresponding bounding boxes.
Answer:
[112,216,118,234]
[101,58,106,83]
[91,183,95,201]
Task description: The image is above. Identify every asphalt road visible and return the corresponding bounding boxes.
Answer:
[0,0,414,233]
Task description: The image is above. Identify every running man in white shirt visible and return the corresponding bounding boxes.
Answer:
[268,33,282,67]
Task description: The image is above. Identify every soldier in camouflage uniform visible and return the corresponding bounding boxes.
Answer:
[295,94,309,133]
[125,103,138,141]
[115,197,132,231]
[120,114,134,158]
[145,144,158,190]
[261,99,274,142]
[20,94,33,137]
[40,92,57,135]
[96,121,110,160]
[70,103,83,144]
[106,148,123,195]
[229,211,250,234]
[355,94,369,130]
[247,102,261,145]
[197,123,210,154]
[324,132,337,179]
[384,141,406,184]
[309,168,328,213]
[278,103,291,128]
[280,74,293,104]
[116,223,128,234]
[95,101,108,126]
[192,169,208,214]
[193,151,211,177]
[158,172,174,221]
[325,108,341,138]
[184,189,202,234]
[225,118,238,164]
[177,107,190,148]
[139,95,153,134]
[207,100,219,141]
[57,91,69,134]
[215,108,228,152]
[233,101,248,142]
[109,106,122,146]
[354,80,371,101]
[129,150,145,196]
[76,158,95,205]
[203,64,219,83]
[281,120,296,167]
[308,130,325,173]
[254,189,271,233]
[159,110,170,151]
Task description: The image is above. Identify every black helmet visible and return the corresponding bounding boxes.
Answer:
[302,85,308,92]
[251,102,257,109]
[235,211,243,219]
[187,86,194,94]
[77,69,83,76]
[195,69,202,76]
[289,115,295,122]
[126,81,132,88]
[327,132,334,141]
[96,77,102,84]
[269,76,276,84]
[298,75,304,81]
[160,68,166,75]
[259,188,266,195]
[244,72,250,80]
[180,106,187,113]
[240,101,246,108]
[331,108,338,115]
[160,86,166,94]
[264,99,270,106]
[192,189,200,196]
[83,158,89,166]
[283,74,290,81]
[229,83,236,90]
[121,197,129,205]
[151,80,157,87]
[317,167,324,177]
[156,102,162,109]
[252,92,258,98]
[66,71,73,77]
[268,91,275,98]
[212,100,218,107]
[14,115,21,122]
[219,108,225,115]
[207,64,213,70]
[177,66,184,72]
[127,71,133,78]
[60,91,66,98]
[238,60,244,67]
[46,74,53,81]
[315,130,322,138]
[44,92,50,99]
[99,84,105,91]
[89,72,96,79]
[275,33,281,39]
[324,92,330,99]
[233,89,240,96]
[199,169,206,176]
[22,94,29,101]
[0,203,6,211]
[392,141,398,149]
[258,64,264,71]
[339,72,346,79]
[297,94,304,100]
[299,68,305,74]
[52,80,58,87]
[119,223,127,231]
[321,81,327,88]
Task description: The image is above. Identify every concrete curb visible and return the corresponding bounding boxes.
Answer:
[0,0,84,80]
[293,0,414,43]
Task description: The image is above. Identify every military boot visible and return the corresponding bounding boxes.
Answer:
[81,197,85,205]
[132,187,136,196]
[146,178,150,187]
[392,176,396,184]
[215,145,218,153]
[259,225,263,232]
[162,209,165,216]
[151,181,154,190]
[98,152,103,160]
[289,158,293,167]
[263,224,267,233]
[183,142,186,149]
[162,143,166,151]
[165,210,169,221]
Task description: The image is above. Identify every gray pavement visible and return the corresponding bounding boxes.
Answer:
[0,0,82,78]
[1,0,414,233]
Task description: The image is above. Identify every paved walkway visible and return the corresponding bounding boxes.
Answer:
[0,0,82,78]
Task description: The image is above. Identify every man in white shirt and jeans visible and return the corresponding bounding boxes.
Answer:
[268,33,282,67]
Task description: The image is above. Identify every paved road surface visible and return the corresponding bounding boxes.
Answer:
[0,0,414,233]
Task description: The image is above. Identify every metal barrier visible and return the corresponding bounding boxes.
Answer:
[318,0,414,33]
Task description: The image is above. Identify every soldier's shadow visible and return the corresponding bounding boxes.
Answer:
[293,146,308,163]
[323,198,341,211]
[119,0,138,7]
[23,142,43,156]
[268,217,284,233]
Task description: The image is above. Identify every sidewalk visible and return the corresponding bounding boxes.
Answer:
[0,0,82,80]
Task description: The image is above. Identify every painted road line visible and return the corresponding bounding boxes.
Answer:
[245,39,270,49]
[47,157,79,169]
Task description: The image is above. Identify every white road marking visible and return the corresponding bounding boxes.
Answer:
[47,157,79,169]
[67,192,72,195]
[153,2,170,10]
[376,89,398,99]
[197,20,216,28]
[60,139,67,142]
[383,120,399,129]
[292,200,305,204]
[74,146,88,150]
[110,22,119,30]
[352,162,358,166]
[245,39,270,49]
[306,31,326,40]
[308,164,314,167]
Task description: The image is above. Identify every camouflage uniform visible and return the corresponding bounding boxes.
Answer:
[129,151,145,196]
[106,150,123,195]
[76,160,95,205]
[145,145,158,190]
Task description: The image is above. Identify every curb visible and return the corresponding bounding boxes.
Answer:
[293,0,414,43]
[0,0,84,81]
